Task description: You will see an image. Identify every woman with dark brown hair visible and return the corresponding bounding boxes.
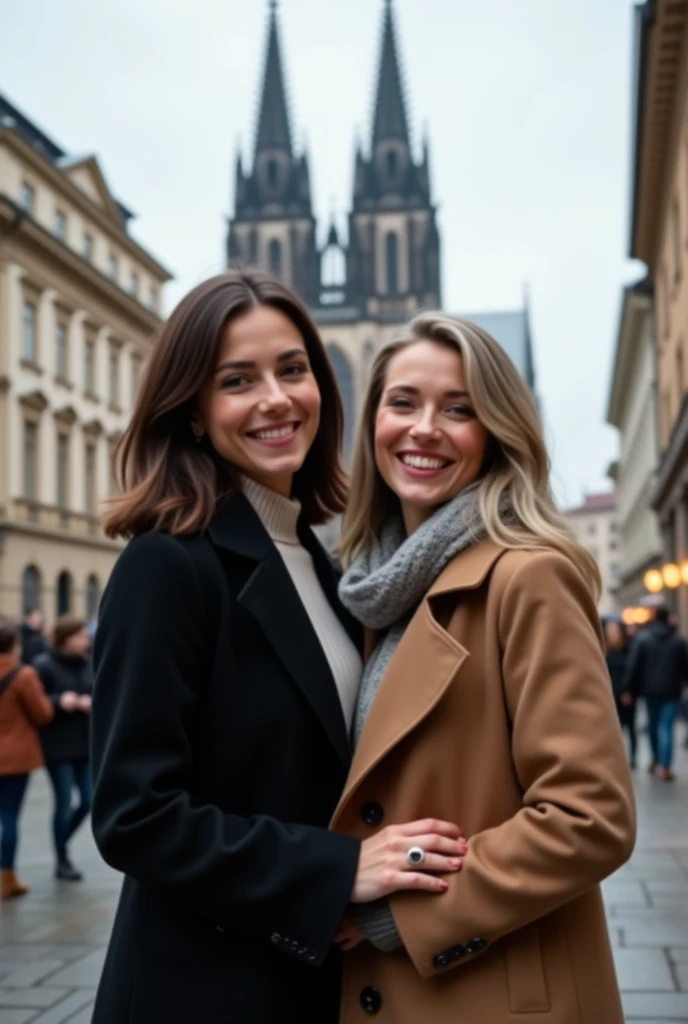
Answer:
[34,616,93,882]
[90,270,466,1024]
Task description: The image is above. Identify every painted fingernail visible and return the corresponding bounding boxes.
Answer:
[440,881,449,890]
[450,859,461,868]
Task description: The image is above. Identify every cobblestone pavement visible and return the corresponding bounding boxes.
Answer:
[1,725,688,1023]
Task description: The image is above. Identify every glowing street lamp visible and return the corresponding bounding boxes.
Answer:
[643,569,664,594]
[661,563,681,589]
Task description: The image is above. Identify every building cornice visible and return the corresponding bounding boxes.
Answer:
[0,129,172,281]
[0,194,163,337]
[606,279,652,427]
[652,391,688,508]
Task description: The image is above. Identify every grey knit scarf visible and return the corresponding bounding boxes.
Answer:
[339,486,495,746]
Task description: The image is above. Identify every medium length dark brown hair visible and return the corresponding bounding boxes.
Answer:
[52,616,87,649]
[103,270,347,538]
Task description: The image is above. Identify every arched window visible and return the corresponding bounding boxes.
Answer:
[387,150,398,179]
[327,344,355,464]
[362,340,376,385]
[21,565,41,614]
[248,229,259,264]
[56,571,72,617]
[86,574,100,621]
[386,232,399,296]
[267,159,279,188]
[268,239,282,277]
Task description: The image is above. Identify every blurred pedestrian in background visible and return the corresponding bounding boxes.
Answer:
[0,615,54,899]
[626,604,688,782]
[20,608,48,665]
[604,618,636,769]
[34,616,93,881]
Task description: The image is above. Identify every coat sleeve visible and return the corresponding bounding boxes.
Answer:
[391,550,636,979]
[16,667,55,727]
[625,634,645,698]
[91,532,360,967]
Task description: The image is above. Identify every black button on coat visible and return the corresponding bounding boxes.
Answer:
[90,495,362,1024]
[34,650,93,762]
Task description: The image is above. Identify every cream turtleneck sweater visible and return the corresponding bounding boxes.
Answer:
[242,476,362,732]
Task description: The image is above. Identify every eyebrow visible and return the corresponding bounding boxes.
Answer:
[387,384,471,400]
[214,348,308,376]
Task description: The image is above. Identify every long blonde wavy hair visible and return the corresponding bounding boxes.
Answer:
[339,312,601,599]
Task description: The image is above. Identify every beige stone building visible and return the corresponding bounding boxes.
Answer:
[0,93,170,621]
[563,492,620,617]
[606,278,662,607]
[629,0,688,626]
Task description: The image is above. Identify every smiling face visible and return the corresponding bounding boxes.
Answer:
[194,304,321,496]
[374,339,490,533]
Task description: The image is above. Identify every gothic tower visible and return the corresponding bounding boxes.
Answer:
[347,0,441,317]
[227,1,319,305]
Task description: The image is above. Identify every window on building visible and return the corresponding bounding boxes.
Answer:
[56,433,69,509]
[131,354,142,400]
[267,159,279,187]
[129,272,139,297]
[20,182,34,213]
[386,232,399,296]
[83,233,94,262]
[55,209,66,241]
[148,286,157,313]
[609,520,618,533]
[23,302,37,363]
[248,230,258,264]
[387,150,398,179]
[21,565,41,614]
[673,197,682,282]
[107,253,118,281]
[84,338,96,395]
[23,421,37,499]
[268,239,282,277]
[588,545,599,561]
[86,574,100,620]
[588,522,597,536]
[56,571,72,616]
[109,349,120,407]
[85,442,97,515]
[609,562,620,584]
[56,322,68,379]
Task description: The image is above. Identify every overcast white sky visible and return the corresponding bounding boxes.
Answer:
[1,0,645,507]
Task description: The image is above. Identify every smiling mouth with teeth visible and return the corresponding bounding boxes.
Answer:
[248,423,299,441]
[398,454,451,470]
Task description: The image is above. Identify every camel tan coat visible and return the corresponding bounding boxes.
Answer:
[331,542,636,1024]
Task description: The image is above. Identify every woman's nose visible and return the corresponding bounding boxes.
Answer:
[410,413,439,439]
[259,380,291,411]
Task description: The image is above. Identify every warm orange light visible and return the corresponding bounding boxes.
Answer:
[662,563,681,589]
[621,608,636,625]
[633,607,652,624]
[681,561,688,585]
[644,569,664,594]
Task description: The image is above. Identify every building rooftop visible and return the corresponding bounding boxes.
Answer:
[565,491,617,516]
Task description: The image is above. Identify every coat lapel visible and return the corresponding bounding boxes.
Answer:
[208,493,352,769]
[332,540,507,824]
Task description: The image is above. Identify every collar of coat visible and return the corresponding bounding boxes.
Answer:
[341,538,507,823]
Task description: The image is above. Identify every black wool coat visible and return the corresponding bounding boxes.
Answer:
[90,494,362,1024]
[34,650,93,762]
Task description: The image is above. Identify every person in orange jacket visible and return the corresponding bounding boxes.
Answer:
[0,614,55,899]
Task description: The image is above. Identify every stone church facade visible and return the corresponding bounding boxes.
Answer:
[227,0,536,461]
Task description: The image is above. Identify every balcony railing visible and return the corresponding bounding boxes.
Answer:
[7,498,103,538]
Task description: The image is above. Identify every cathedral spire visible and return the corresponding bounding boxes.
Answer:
[254,0,292,157]
[371,0,410,147]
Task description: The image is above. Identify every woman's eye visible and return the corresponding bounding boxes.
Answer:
[222,375,249,389]
[447,404,475,418]
[282,363,307,378]
[390,397,413,409]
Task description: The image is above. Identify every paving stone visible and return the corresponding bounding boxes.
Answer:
[0,988,74,1008]
[59,1002,94,1024]
[0,1010,36,1024]
[29,992,96,1024]
[622,991,688,1018]
[0,962,64,988]
[617,918,688,948]
[46,950,106,989]
[612,948,676,991]
[677,964,688,991]
[671,948,688,964]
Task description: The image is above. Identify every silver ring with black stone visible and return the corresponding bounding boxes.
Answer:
[406,845,426,867]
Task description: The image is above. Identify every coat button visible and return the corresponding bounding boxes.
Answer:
[450,945,466,960]
[270,933,281,944]
[432,952,450,969]
[360,986,382,1014]
[465,937,488,954]
[360,802,384,826]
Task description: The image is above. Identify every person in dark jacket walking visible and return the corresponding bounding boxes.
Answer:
[0,615,55,898]
[34,616,93,880]
[20,609,48,666]
[604,619,636,768]
[626,605,688,781]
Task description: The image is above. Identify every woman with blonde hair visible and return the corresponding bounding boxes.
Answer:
[332,313,636,1023]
